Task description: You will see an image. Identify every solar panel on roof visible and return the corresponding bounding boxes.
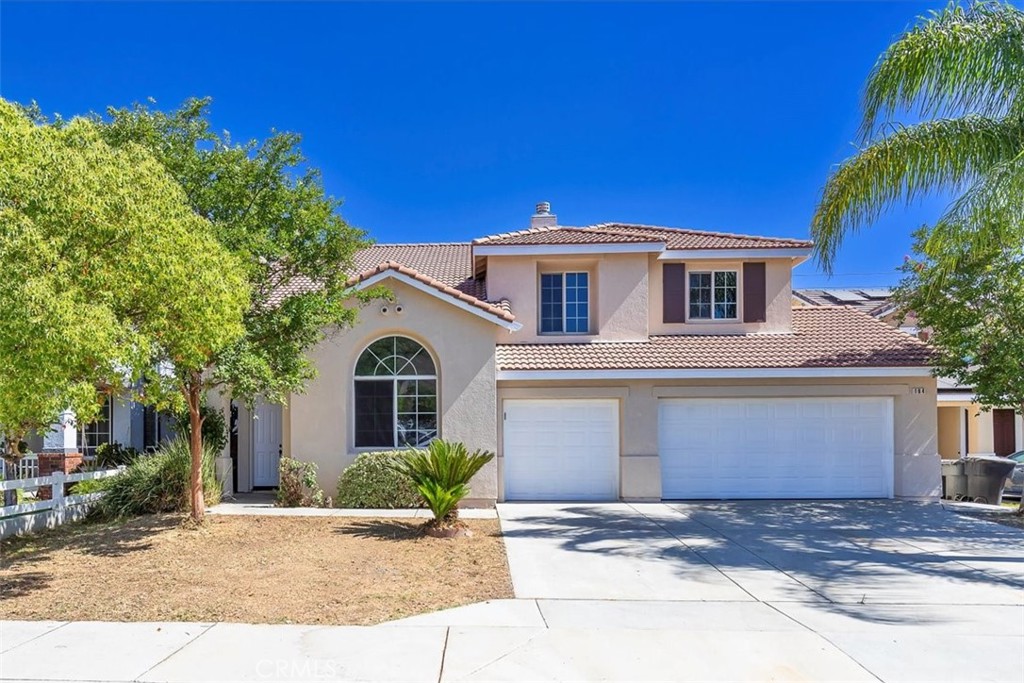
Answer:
[858,288,892,299]
[824,289,868,302]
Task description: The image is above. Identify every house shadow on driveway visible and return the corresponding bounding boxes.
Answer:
[496,500,1024,625]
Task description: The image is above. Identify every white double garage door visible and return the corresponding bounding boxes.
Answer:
[503,397,894,501]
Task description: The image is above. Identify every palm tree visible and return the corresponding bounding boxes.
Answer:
[812,1,1024,271]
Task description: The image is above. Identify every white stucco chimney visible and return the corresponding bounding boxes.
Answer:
[531,201,557,229]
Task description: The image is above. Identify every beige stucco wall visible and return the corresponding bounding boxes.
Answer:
[485,253,797,342]
[484,253,650,342]
[496,375,939,501]
[287,279,502,500]
[649,257,794,335]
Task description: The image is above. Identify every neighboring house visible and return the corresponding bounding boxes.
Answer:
[794,288,1024,461]
[226,203,938,504]
[792,288,920,337]
[28,391,176,459]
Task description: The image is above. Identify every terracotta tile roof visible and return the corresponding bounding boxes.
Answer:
[346,260,516,324]
[474,223,813,251]
[267,242,489,306]
[473,226,663,246]
[495,307,934,371]
[352,243,483,298]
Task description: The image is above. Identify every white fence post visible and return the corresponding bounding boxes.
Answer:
[51,471,65,510]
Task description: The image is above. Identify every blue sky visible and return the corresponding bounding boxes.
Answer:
[1,1,954,288]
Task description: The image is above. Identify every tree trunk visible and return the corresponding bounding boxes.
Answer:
[187,376,205,524]
[2,431,25,507]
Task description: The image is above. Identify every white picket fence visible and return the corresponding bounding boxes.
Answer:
[0,466,122,539]
[14,453,40,479]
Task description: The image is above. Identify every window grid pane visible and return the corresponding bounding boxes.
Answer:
[79,395,112,456]
[713,270,738,319]
[540,273,564,333]
[689,272,712,319]
[564,272,588,333]
[355,337,439,448]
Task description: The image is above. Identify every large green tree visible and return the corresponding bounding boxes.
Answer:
[897,227,1024,512]
[898,230,1024,415]
[0,102,125,459]
[97,98,370,516]
[0,100,249,518]
[812,1,1024,271]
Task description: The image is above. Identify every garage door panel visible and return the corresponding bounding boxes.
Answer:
[659,397,893,500]
[504,399,619,501]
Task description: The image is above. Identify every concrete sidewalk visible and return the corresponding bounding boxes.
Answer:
[4,597,1022,682]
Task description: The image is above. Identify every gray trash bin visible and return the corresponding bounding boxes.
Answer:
[941,459,968,500]
[964,455,1017,504]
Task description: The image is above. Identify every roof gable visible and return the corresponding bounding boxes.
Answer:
[347,261,520,330]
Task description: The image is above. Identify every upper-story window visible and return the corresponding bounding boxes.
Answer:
[689,270,738,320]
[354,336,438,449]
[540,272,589,333]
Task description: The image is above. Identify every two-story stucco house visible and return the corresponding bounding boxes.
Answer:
[229,203,939,504]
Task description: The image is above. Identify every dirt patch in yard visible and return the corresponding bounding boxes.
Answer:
[0,514,512,625]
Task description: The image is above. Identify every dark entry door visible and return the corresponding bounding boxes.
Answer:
[993,409,1017,456]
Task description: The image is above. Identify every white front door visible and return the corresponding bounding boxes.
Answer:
[658,397,893,500]
[503,399,619,501]
[252,401,282,488]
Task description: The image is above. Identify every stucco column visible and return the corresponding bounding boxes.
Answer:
[205,391,233,495]
[959,408,968,458]
[41,409,77,453]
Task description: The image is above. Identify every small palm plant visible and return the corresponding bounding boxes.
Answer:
[388,440,494,531]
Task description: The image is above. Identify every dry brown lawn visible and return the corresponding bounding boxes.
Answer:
[0,514,512,625]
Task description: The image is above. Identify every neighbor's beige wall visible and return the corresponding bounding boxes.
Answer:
[938,402,1023,456]
[485,253,649,342]
[937,406,963,459]
[496,375,939,501]
[288,280,502,500]
[649,257,794,335]
[966,405,996,455]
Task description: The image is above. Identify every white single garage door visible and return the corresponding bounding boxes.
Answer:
[503,399,619,501]
[659,397,893,500]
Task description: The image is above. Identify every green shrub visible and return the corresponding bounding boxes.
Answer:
[94,442,140,469]
[277,457,330,508]
[388,440,494,526]
[174,403,228,455]
[70,476,111,495]
[89,437,221,518]
[336,451,422,508]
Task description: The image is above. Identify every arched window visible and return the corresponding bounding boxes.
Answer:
[354,336,437,448]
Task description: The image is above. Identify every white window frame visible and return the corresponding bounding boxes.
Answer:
[539,270,591,335]
[353,336,439,450]
[78,394,113,456]
[687,269,739,322]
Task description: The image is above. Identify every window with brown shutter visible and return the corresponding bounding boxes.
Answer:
[742,262,767,323]
[663,263,686,323]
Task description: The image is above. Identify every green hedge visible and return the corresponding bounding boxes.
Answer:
[336,451,422,508]
[79,437,221,518]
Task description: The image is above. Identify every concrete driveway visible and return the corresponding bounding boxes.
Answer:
[494,500,1024,682]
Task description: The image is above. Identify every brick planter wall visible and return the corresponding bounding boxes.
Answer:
[37,452,83,500]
